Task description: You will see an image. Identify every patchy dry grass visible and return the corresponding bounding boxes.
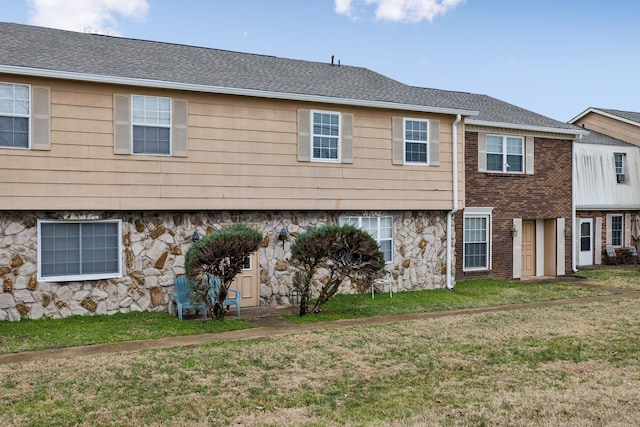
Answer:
[580,266,640,290]
[2,298,640,426]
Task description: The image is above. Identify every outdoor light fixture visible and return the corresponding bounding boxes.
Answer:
[192,230,200,241]
[278,228,287,247]
[564,227,571,236]
[511,226,518,237]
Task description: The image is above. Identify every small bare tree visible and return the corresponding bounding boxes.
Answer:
[184,223,262,320]
[290,224,385,315]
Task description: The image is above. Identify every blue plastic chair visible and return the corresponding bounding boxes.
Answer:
[172,275,207,321]
[207,274,241,317]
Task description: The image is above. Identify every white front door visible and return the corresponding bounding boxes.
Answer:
[579,218,593,266]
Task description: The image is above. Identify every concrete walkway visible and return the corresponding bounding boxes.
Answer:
[2,280,639,366]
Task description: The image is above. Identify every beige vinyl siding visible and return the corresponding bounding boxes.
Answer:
[575,112,640,147]
[0,77,462,211]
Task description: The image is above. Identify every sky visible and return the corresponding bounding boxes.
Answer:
[2,0,640,122]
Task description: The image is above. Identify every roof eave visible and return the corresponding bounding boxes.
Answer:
[0,65,480,117]
[569,107,640,128]
[577,204,640,211]
[466,118,589,137]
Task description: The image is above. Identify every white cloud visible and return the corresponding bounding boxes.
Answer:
[335,0,354,16]
[335,0,465,23]
[27,0,149,35]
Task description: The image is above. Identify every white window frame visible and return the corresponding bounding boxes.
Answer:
[37,220,122,282]
[611,214,623,247]
[0,82,30,149]
[463,207,493,271]
[340,216,394,263]
[131,94,172,156]
[404,118,429,165]
[311,109,341,163]
[486,135,524,173]
[614,153,626,182]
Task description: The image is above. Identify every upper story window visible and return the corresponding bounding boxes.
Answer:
[38,220,122,282]
[404,118,429,164]
[297,109,353,164]
[114,94,187,157]
[312,110,341,162]
[132,95,171,155]
[392,117,440,166]
[614,153,626,183]
[486,135,524,173]
[0,82,30,148]
[340,216,394,263]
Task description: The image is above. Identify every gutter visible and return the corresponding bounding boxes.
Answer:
[446,114,462,290]
[0,65,479,117]
[467,119,589,137]
[576,205,640,210]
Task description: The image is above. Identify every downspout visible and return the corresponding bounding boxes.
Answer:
[571,136,578,273]
[446,114,462,289]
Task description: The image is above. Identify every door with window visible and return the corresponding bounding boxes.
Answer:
[579,218,593,266]
[521,220,536,276]
[230,252,259,307]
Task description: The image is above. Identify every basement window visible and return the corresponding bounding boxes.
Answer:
[38,220,122,282]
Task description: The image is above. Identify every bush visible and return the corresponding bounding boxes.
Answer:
[290,224,385,315]
[184,223,262,319]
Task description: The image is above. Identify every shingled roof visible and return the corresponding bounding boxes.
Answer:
[577,128,636,147]
[570,107,640,128]
[412,87,586,134]
[0,21,584,135]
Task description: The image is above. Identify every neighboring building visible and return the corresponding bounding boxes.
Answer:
[0,22,478,320]
[451,93,587,280]
[570,108,640,266]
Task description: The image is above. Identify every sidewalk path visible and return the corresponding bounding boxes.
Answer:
[2,281,639,366]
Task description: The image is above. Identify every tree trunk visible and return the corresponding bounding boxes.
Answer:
[212,287,228,320]
[299,293,309,316]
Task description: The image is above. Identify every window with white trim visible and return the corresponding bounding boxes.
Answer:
[0,82,29,148]
[132,95,171,155]
[614,153,626,183]
[38,220,122,282]
[464,208,492,271]
[340,216,393,263]
[404,118,428,164]
[611,214,623,247]
[312,110,340,161]
[486,135,524,173]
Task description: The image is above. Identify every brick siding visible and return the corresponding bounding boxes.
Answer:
[456,132,573,279]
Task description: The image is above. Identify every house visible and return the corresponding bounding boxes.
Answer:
[570,108,640,266]
[449,93,587,280]
[0,22,590,321]
[0,22,479,320]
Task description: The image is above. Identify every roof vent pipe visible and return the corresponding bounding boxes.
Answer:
[331,55,334,65]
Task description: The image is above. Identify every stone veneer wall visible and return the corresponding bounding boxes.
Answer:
[0,210,451,321]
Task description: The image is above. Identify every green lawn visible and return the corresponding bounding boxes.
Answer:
[0,311,255,354]
[578,266,640,290]
[286,278,606,323]
[0,276,613,354]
